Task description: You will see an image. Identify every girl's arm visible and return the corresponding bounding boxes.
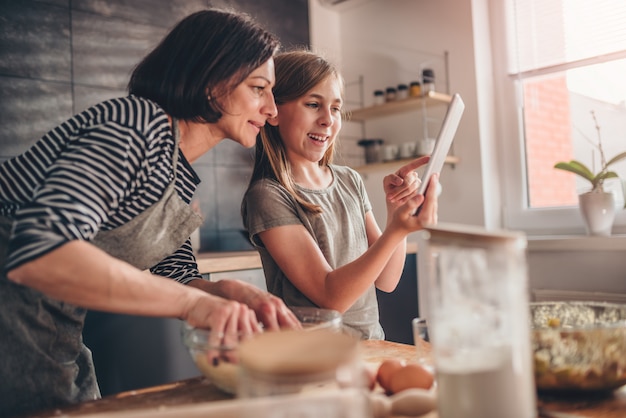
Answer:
[257,175,438,313]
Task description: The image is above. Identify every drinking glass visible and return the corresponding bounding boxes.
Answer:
[412,317,430,365]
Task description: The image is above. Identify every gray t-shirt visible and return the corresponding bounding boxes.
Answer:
[243,164,384,340]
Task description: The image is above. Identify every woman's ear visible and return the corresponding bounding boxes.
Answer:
[267,115,279,127]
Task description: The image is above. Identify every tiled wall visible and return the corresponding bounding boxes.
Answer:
[0,0,309,251]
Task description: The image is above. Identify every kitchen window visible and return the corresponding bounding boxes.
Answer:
[492,0,626,235]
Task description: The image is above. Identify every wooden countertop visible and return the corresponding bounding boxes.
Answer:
[196,251,262,274]
[195,242,419,274]
[27,339,626,418]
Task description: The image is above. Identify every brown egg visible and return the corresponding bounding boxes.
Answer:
[388,363,434,394]
[376,359,406,392]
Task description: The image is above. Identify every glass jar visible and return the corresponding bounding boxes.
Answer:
[373,89,385,105]
[417,224,536,418]
[409,81,421,97]
[397,83,409,100]
[357,138,384,164]
[422,68,435,94]
[385,87,397,102]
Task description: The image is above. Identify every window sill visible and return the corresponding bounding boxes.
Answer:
[527,235,626,251]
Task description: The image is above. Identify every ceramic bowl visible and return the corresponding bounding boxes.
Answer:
[531,301,626,393]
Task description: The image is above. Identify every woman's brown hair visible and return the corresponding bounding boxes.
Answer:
[128,8,280,123]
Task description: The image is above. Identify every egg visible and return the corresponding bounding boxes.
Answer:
[376,359,406,392]
[388,363,434,394]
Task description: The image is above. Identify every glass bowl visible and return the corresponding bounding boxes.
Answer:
[290,306,342,331]
[182,306,342,394]
[530,301,626,393]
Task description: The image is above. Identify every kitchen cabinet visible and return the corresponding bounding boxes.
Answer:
[376,253,419,345]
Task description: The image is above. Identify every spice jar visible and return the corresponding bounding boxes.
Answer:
[409,81,421,97]
[373,89,385,105]
[357,138,384,163]
[422,68,435,94]
[397,84,409,100]
[385,87,397,102]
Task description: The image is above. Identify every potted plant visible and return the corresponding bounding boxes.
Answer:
[554,111,626,236]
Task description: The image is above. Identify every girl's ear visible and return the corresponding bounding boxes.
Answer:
[267,115,279,127]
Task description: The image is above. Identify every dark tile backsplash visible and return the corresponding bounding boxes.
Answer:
[0,77,73,154]
[0,2,71,81]
[0,0,309,252]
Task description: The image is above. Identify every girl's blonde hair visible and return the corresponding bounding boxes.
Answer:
[248,50,344,214]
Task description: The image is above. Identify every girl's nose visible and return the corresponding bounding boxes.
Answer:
[318,109,333,126]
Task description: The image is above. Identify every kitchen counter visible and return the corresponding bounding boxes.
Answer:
[26,339,626,418]
[195,242,418,275]
[196,251,263,274]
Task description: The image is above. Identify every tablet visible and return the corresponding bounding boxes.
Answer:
[417,93,465,196]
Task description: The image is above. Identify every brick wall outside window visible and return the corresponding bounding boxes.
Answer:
[524,76,579,208]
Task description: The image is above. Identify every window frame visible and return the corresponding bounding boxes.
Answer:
[489,0,626,236]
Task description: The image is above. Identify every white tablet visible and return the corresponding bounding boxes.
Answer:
[417,93,465,196]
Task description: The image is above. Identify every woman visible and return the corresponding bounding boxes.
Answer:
[241,50,438,340]
[0,9,299,418]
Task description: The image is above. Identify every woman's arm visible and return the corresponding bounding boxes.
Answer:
[7,240,261,335]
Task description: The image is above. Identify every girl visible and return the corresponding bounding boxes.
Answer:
[242,50,438,339]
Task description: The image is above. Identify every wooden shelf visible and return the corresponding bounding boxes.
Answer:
[355,155,460,174]
[345,91,452,121]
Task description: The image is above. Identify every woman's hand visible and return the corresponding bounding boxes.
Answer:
[182,291,261,364]
[384,156,430,206]
[189,278,301,331]
[183,290,261,337]
[239,289,302,331]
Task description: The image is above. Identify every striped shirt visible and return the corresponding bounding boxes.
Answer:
[0,95,202,283]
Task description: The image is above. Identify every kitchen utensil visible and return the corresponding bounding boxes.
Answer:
[417,223,536,418]
[531,301,626,393]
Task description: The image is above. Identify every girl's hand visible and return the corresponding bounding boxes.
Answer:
[413,173,438,226]
[389,173,439,234]
[384,156,430,206]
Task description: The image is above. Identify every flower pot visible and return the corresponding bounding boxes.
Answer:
[578,191,615,236]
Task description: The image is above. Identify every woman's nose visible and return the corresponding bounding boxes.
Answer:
[264,91,278,119]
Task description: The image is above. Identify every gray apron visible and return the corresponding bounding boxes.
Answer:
[0,120,202,418]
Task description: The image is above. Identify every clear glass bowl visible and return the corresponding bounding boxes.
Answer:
[181,306,342,394]
[531,301,626,393]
